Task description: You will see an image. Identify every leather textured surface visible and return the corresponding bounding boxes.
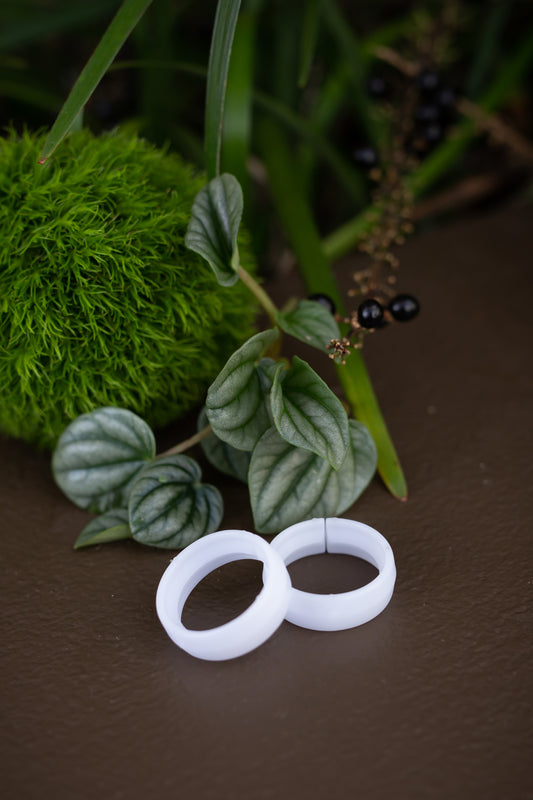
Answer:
[2,206,531,799]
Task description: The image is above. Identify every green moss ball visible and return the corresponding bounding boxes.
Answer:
[0,129,257,448]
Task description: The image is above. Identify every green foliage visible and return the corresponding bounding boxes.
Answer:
[270,355,349,469]
[74,508,132,550]
[0,128,257,447]
[128,454,223,549]
[52,407,156,512]
[52,175,377,549]
[39,0,155,162]
[276,299,341,353]
[205,327,279,451]
[248,420,377,534]
[185,173,242,287]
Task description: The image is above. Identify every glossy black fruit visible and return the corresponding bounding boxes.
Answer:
[354,146,379,170]
[435,86,457,123]
[414,104,441,125]
[367,75,388,99]
[436,86,456,109]
[308,293,336,315]
[417,69,440,95]
[421,122,444,146]
[388,294,420,322]
[357,298,385,329]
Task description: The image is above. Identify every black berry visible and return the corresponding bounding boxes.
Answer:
[417,69,440,95]
[354,146,378,170]
[435,86,457,123]
[436,86,456,109]
[367,75,388,99]
[357,298,385,329]
[421,122,444,146]
[414,104,441,125]
[308,293,336,315]
[388,294,420,322]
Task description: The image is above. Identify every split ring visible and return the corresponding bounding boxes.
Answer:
[269,517,396,631]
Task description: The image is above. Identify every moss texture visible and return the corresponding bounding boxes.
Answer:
[0,128,257,448]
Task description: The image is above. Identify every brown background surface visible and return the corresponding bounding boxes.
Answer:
[2,204,532,800]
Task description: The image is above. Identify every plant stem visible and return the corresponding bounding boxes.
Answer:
[158,425,212,457]
[324,29,533,261]
[259,118,407,499]
[237,264,279,325]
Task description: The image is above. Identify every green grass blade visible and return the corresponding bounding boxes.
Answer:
[466,1,511,99]
[39,0,154,163]
[259,119,407,499]
[205,0,242,180]
[255,89,366,207]
[110,55,365,206]
[222,9,257,196]
[319,0,377,143]
[0,0,118,53]
[298,0,320,88]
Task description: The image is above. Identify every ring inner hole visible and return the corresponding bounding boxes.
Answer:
[288,553,378,594]
[181,559,264,631]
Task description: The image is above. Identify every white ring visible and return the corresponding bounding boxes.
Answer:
[156,530,291,661]
[270,518,396,631]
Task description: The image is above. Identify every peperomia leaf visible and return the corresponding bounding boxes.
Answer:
[52,407,156,513]
[248,420,377,533]
[270,356,349,469]
[198,408,251,483]
[205,327,280,451]
[128,455,223,549]
[185,173,243,287]
[276,299,341,353]
[74,508,132,549]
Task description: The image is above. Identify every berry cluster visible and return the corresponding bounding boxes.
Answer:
[357,294,420,328]
[308,293,420,365]
[354,68,456,173]
[318,64,452,363]
[408,70,456,157]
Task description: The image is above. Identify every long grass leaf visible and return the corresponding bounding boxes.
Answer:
[259,119,407,499]
[205,0,242,180]
[39,0,154,163]
[298,0,320,89]
[0,0,118,53]
[319,0,377,143]
[466,1,511,99]
[222,10,257,195]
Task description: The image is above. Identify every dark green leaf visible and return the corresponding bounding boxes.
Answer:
[128,455,223,549]
[185,173,243,287]
[205,328,279,451]
[0,0,117,53]
[205,0,243,180]
[222,9,258,194]
[39,0,154,162]
[74,508,131,549]
[276,299,340,352]
[248,420,377,533]
[52,407,156,513]
[270,356,349,468]
[298,0,320,88]
[198,407,251,483]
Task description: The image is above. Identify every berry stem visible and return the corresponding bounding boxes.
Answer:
[237,264,279,326]
[158,424,212,457]
[259,118,408,500]
[323,30,533,261]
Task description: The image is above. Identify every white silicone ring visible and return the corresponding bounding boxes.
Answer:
[270,518,396,631]
[156,530,291,661]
